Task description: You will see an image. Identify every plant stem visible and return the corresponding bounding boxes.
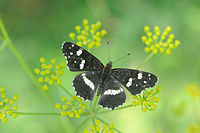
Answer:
[0,18,41,89]
[0,41,7,54]
[74,117,90,133]
[94,105,102,112]
[136,52,154,69]
[92,117,97,132]
[96,116,123,133]
[97,104,133,114]
[81,112,90,117]
[59,84,72,97]
[0,35,5,40]
[15,112,60,116]
[92,95,99,112]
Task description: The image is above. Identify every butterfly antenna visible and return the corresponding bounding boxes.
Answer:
[113,53,131,64]
[107,40,111,62]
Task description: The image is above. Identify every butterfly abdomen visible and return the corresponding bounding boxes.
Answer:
[97,62,112,96]
[97,83,104,96]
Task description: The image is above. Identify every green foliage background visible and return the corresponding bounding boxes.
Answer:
[0,0,200,133]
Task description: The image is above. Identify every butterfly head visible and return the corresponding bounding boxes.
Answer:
[105,61,112,70]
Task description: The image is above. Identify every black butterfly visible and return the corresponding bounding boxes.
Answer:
[62,42,158,110]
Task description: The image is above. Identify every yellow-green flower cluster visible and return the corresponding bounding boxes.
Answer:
[84,120,115,133]
[141,25,181,55]
[172,102,186,117]
[132,86,162,112]
[188,123,200,133]
[69,19,107,49]
[0,87,18,123]
[186,83,200,100]
[55,95,87,119]
[34,57,65,90]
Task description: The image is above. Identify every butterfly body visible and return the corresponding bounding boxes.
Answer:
[62,42,158,109]
[98,62,112,96]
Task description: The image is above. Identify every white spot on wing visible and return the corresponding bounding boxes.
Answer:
[76,49,82,56]
[81,73,95,90]
[70,52,73,55]
[138,73,143,79]
[80,59,85,69]
[104,88,123,95]
[126,78,133,87]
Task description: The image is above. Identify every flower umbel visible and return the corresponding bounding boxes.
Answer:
[186,83,200,100]
[0,86,18,123]
[172,102,186,117]
[141,26,180,55]
[132,86,162,112]
[55,95,87,119]
[188,123,200,133]
[34,57,65,90]
[84,120,115,133]
[69,19,107,49]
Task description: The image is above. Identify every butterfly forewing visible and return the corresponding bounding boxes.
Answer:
[98,75,126,110]
[73,71,102,101]
[62,42,104,71]
[111,68,158,95]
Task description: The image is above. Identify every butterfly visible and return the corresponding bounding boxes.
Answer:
[62,42,158,110]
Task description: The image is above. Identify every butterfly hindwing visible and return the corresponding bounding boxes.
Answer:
[98,75,126,110]
[72,71,101,101]
[62,42,104,71]
[111,68,158,95]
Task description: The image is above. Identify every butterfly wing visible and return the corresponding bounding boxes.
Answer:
[111,68,158,95]
[62,42,104,71]
[98,75,126,110]
[73,71,101,101]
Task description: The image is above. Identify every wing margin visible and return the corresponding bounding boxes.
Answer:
[62,42,104,71]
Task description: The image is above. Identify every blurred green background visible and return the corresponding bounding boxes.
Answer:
[1,0,200,133]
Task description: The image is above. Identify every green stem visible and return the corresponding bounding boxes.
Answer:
[81,112,90,117]
[0,35,5,41]
[59,84,73,97]
[97,104,133,114]
[90,101,92,110]
[92,117,97,132]
[74,117,90,133]
[92,95,99,112]
[96,116,122,133]
[94,105,102,112]
[15,112,60,116]
[0,18,41,89]
[139,95,144,110]
[136,52,154,69]
[0,41,7,54]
